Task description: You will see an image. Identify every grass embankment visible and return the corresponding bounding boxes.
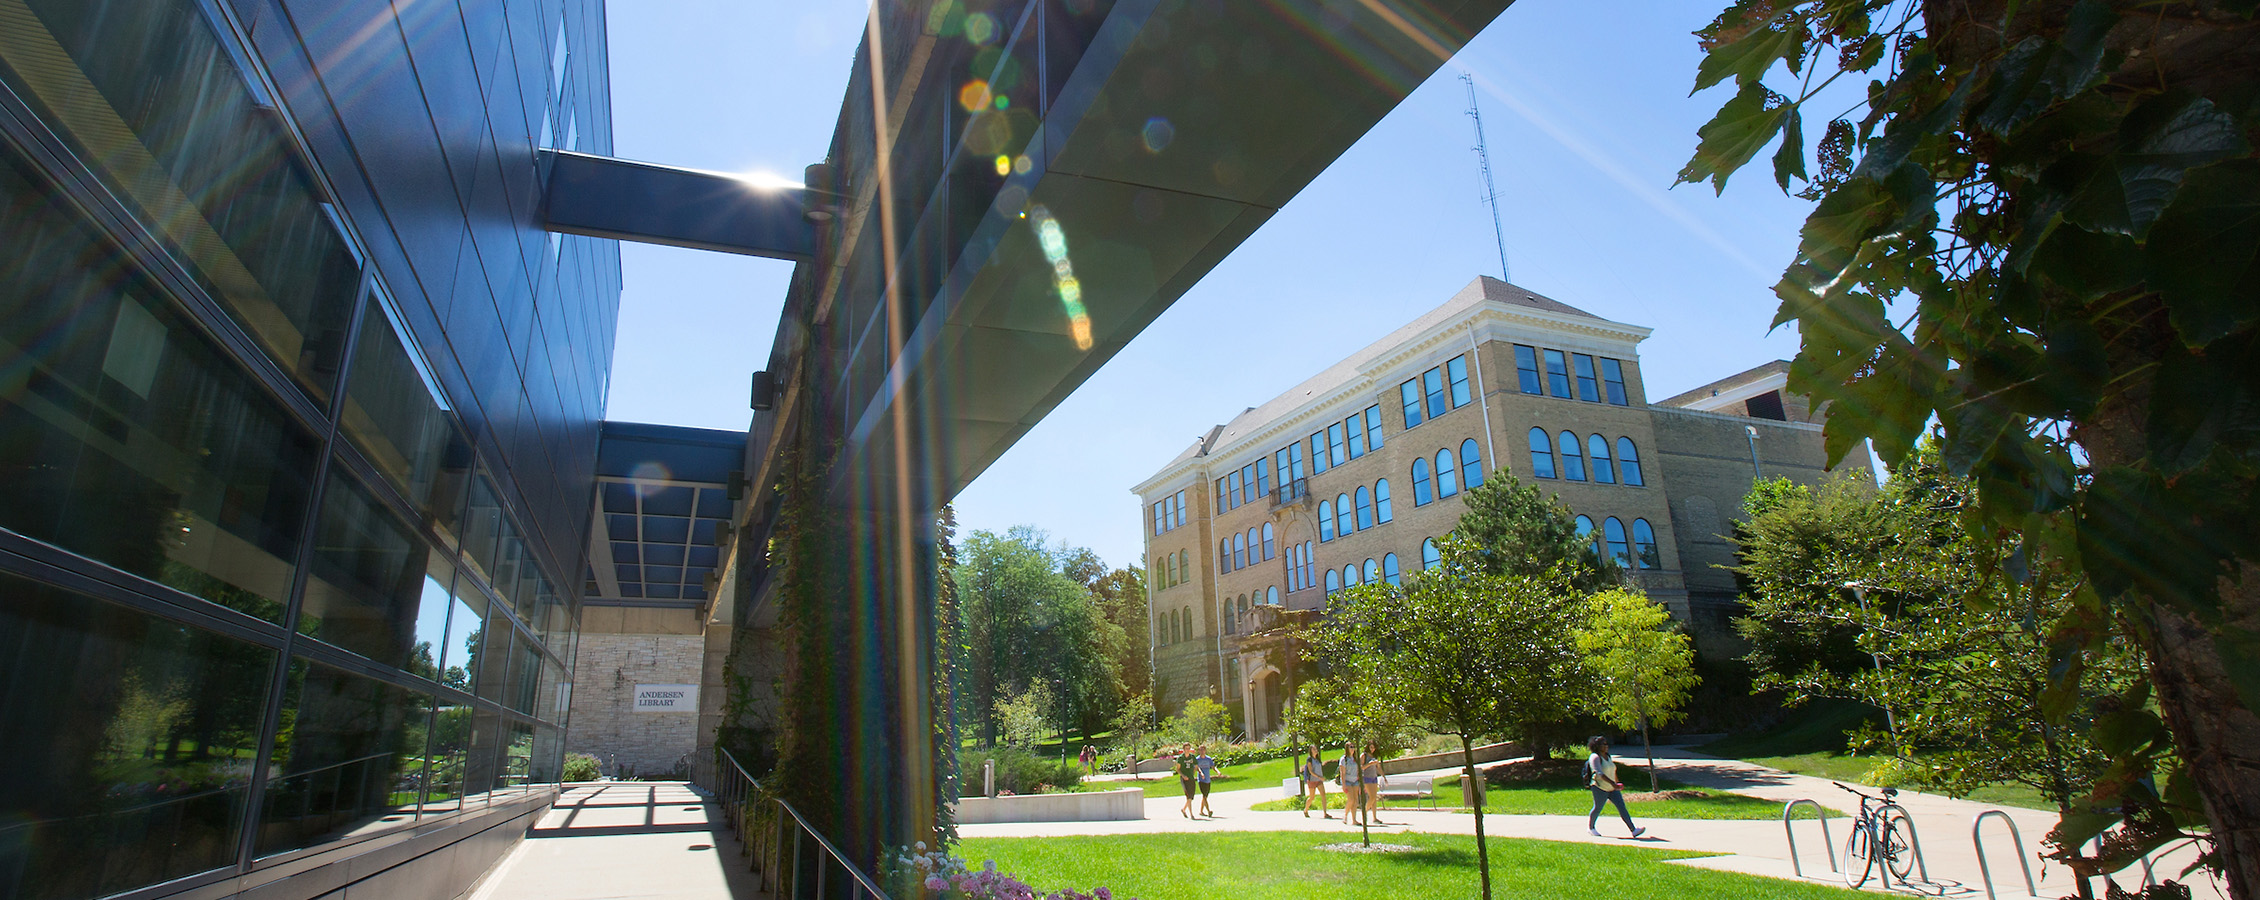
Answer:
[957,832,1862,900]
[1247,771,1805,820]
[1698,699,2053,812]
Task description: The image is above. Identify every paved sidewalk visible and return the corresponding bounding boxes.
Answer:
[961,751,2228,900]
[471,782,766,900]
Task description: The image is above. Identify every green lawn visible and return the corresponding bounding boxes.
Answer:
[1109,755,1304,798]
[956,831,1864,900]
[1696,701,2052,812]
[1247,772,1820,820]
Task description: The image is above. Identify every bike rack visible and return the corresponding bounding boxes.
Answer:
[1888,804,1935,889]
[1782,799,1837,878]
[1972,810,2037,900]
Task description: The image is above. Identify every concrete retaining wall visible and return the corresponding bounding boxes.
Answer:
[954,788,1145,824]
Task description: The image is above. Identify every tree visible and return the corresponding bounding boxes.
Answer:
[1455,472,1617,592]
[996,680,1057,750]
[1730,474,1901,686]
[1577,589,1701,794]
[1162,697,1233,747]
[1311,534,1590,899]
[954,528,1122,747]
[1278,674,1418,755]
[1681,1,2257,889]
[1736,444,2163,898]
[1086,565,1153,705]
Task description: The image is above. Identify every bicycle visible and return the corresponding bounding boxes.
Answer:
[1835,782,1917,889]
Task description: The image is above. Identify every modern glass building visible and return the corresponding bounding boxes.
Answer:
[0,0,613,896]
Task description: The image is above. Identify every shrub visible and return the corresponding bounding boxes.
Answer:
[958,746,1082,795]
[562,753,601,782]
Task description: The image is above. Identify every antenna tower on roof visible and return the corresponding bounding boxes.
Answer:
[1461,72,1509,284]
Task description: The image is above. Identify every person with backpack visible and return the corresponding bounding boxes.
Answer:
[1173,750,1198,819]
[1298,745,1332,818]
[1584,735,1645,837]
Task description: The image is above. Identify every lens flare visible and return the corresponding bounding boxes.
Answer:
[993,154,1011,176]
[957,80,992,112]
[1141,117,1174,153]
[964,12,997,45]
[1028,205,1092,351]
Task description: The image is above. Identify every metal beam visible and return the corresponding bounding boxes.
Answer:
[540,150,816,260]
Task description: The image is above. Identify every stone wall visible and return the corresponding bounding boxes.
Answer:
[565,607,706,777]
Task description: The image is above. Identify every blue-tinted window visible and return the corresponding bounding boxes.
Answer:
[1528,428,1556,479]
[1400,380,1423,429]
[1589,434,1615,484]
[1412,458,1433,505]
[1461,439,1485,489]
[1617,438,1644,486]
[1345,414,1365,460]
[1633,519,1660,570]
[1221,538,1233,571]
[1319,501,1334,541]
[1354,487,1373,530]
[1383,553,1401,585]
[1436,449,1459,498]
[1604,517,1631,569]
[1325,569,1340,594]
[1262,523,1276,560]
[1256,459,1271,499]
[1576,515,1599,560]
[1560,431,1587,481]
[1234,533,1247,570]
[1335,493,1353,536]
[1544,349,1572,398]
[1447,356,1471,407]
[1514,345,1543,394]
[1421,538,1441,570]
[1310,433,1329,475]
[1374,479,1393,523]
[1423,367,1447,418]
[1573,354,1601,402]
[1328,423,1347,467]
[1364,405,1385,451]
[1601,358,1630,405]
[1363,558,1380,584]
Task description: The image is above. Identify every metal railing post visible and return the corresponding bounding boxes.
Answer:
[1782,799,1836,877]
[1972,810,2037,900]
[1890,804,1933,886]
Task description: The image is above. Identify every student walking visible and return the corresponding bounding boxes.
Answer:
[1193,746,1220,817]
[1174,751,1198,819]
[1338,741,1364,826]
[1298,745,1332,818]
[1078,744,1097,775]
[1361,741,1387,826]
[1584,736,1646,837]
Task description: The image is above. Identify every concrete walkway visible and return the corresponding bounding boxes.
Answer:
[470,782,767,900]
[961,750,2228,900]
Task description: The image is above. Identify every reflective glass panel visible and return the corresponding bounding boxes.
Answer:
[301,464,432,669]
[255,659,428,857]
[1514,345,1542,394]
[339,296,470,548]
[0,146,315,623]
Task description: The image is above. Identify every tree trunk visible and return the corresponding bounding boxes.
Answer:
[1635,682,1658,794]
[1463,734,1493,900]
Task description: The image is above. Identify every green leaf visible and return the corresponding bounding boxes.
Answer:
[2027,224,2141,301]
[1973,0,2118,135]
[1795,176,1892,272]
[1772,105,1805,192]
[2145,160,2260,345]
[2113,94,2249,238]
[1679,82,1792,194]
[1693,21,1797,93]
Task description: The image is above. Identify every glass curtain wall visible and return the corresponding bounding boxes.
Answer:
[0,0,581,896]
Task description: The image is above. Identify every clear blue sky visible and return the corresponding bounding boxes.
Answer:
[603,0,1829,572]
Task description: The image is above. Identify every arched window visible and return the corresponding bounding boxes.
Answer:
[1238,593,1250,622]
[1354,487,1374,530]
[1225,599,1237,635]
[1559,430,1587,481]
[1262,523,1276,560]
[1461,439,1485,489]
[1617,438,1644,486]
[1528,428,1557,479]
[1382,553,1401,585]
[1633,518,1660,570]
[1603,517,1631,569]
[1234,532,1248,570]
[1588,434,1615,484]
[1318,501,1334,541]
[1325,569,1340,594]
[1343,563,1360,587]
[1154,556,1165,588]
[1220,538,1233,572]
[1436,448,1459,498]
[1267,586,1279,605]
[1374,479,1394,523]
[1177,550,1189,583]
[1421,538,1441,570]
[1335,493,1353,537]
[1363,558,1380,584]
[1248,528,1260,565]
[1157,614,1168,644]
[1412,458,1433,505]
[1575,515,1598,561]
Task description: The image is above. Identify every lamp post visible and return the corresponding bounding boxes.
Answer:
[1744,424,1763,478]
[1844,582,1898,736]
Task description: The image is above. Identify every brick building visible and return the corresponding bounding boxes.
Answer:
[1131,277,1871,735]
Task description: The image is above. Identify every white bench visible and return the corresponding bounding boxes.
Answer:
[1279,774,1439,804]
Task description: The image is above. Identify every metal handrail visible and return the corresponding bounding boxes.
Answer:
[1972,810,2036,900]
[707,745,894,900]
[1782,799,1837,877]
